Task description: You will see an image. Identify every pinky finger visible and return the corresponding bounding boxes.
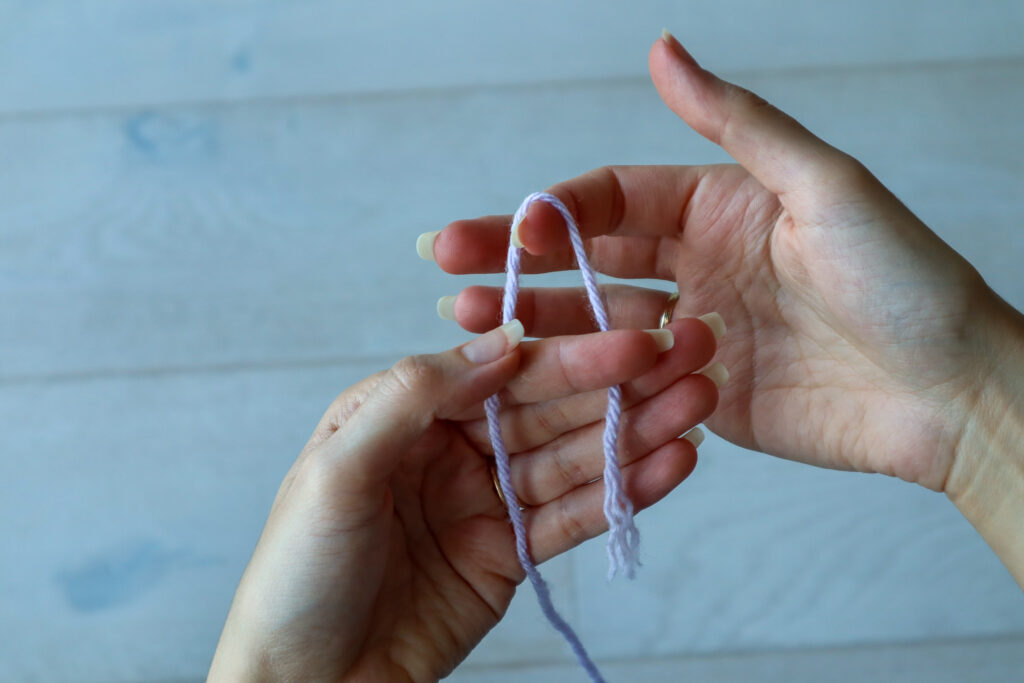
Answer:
[524,431,702,565]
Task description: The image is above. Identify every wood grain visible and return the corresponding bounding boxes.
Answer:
[1,2,1021,115]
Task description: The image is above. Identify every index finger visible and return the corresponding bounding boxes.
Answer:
[448,327,674,420]
[427,165,706,277]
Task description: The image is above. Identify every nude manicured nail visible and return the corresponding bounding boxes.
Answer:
[437,295,456,321]
[510,223,525,249]
[698,361,729,388]
[644,328,675,352]
[416,230,440,261]
[461,319,524,364]
[682,427,705,448]
[660,28,699,67]
[697,312,726,342]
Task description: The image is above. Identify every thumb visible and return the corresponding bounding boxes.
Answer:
[650,31,855,198]
[320,320,525,490]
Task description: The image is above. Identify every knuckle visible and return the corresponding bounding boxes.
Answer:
[720,85,771,144]
[290,447,338,503]
[529,401,568,443]
[830,154,876,188]
[731,85,776,116]
[554,343,584,395]
[809,152,878,199]
[734,85,774,113]
[388,355,444,396]
[557,495,591,546]
[550,442,587,492]
[327,371,385,414]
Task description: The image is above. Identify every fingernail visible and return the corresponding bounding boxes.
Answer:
[682,427,705,448]
[437,295,456,321]
[644,328,675,352]
[461,319,524,363]
[416,230,440,261]
[697,312,726,342]
[698,361,729,388]
[660,28,699,67]
[510,223,525,249]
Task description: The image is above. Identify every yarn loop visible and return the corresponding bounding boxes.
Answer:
[485,192,642,683]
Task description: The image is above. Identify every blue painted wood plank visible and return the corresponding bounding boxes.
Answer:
[0,1,1021,114]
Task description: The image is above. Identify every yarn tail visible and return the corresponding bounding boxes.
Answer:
[485,394,607,683]
[526,189,644,580]
[601,385,642,581]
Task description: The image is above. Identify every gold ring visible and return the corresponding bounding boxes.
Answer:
[488,459,509,508]
[488,459,528,511]
[659,292,679,329]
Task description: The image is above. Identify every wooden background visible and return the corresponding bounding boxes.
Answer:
[1,2,1022,681]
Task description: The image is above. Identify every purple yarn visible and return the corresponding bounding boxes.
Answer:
[485,192,641,683]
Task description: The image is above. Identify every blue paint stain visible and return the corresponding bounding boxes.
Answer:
[230,49,252,73]
[123,111,159,154]
[56,539,183,613]
[122,111,218,161]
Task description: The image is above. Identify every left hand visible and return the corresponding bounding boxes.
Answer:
[209,318,719,682]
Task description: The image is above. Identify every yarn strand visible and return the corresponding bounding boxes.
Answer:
[484,192,642,683]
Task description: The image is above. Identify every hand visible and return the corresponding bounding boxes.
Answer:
[209,319,719,681]
[426,32,1013,494]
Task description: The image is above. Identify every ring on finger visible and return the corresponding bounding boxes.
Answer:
[660,291,680,329]
[488,459,527,512]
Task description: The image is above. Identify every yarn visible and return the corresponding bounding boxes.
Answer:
[484,192,641,683]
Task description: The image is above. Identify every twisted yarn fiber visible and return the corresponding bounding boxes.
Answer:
[485,192,641,683]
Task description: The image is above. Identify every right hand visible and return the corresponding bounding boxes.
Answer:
[425,32,1017,494]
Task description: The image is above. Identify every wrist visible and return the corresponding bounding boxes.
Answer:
[945,292,1024,587]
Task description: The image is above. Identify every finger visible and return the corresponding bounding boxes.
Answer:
[512,369,717,507]
[459,316,719,453]
[450,284,674,336]
[433,211,674,277]
[448,326,670,423]
[317,321,524,492]
[514,165,702,255]
[650,31,856,198]
[526,434,700,564]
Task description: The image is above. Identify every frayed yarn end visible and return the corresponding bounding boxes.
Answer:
[605,493,642,581]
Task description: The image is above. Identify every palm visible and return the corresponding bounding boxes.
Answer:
[345,426,518,681]
[658,163,982,489]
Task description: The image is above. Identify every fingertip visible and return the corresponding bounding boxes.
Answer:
[672,436,700,482]
[437,295,457,321]
[656,29,700,69]
[434,219,505,274]
[697,361,729,390]
[416,230,440,261]
[611,328,664,376]
[643,328,675,353]
[697,311,726,343]
[628,437,699,513]
[459,285,506,333]
[521,201,571,255]
[649,38,722,144]
[652,316,720,374]
[682,426,705,448]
